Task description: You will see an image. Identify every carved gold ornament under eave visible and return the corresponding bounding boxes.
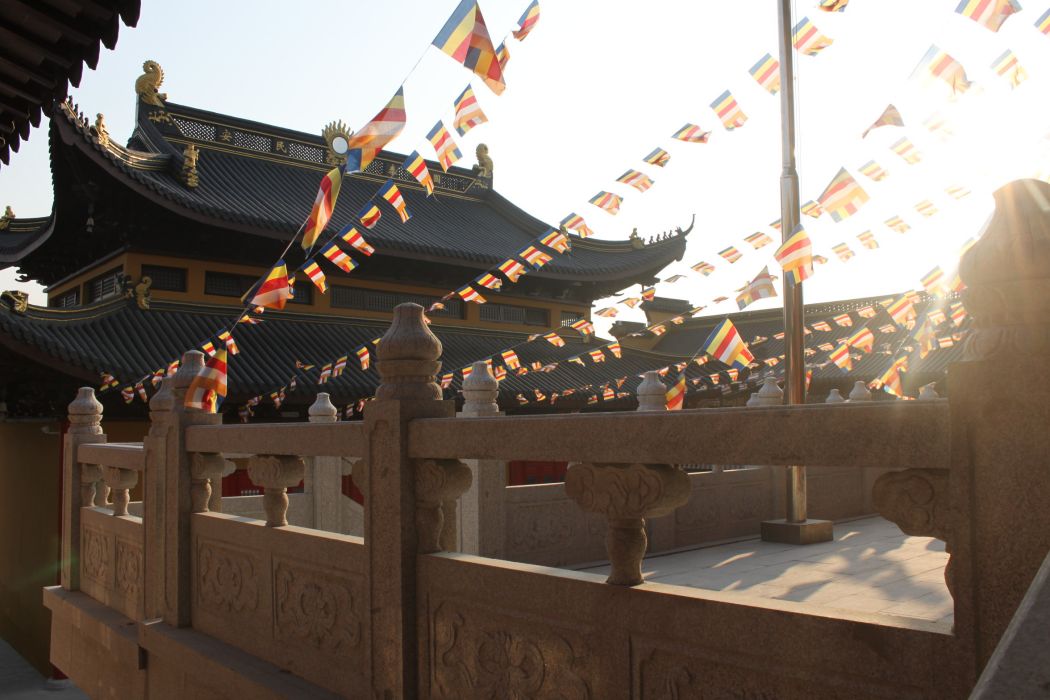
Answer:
[135,60,167,106]
[181,144,199,188]
[322,120,353,166]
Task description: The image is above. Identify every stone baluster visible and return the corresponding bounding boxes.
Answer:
[636,371,666,412]
[142,351,222,626]
[61,387,106,590]
[565,462,690,586]
[189,452,225,513]
[365,303,469,698]
[458,361,505,556]
[102,466,138,517]
[847,381,872,402]
[307,392,343,533]
[825,388,845,403]
[246,454,306,527]
[208,458,236,513]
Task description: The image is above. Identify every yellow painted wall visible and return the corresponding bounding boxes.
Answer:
[46,254,128,304]
[0,418,147,675]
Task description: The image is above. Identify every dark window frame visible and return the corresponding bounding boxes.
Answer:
[330,286,463,319]
[141,264,187,292]
[480,302,549,326]
[85,266,123,303]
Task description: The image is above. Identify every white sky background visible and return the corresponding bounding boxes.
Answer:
[2,0,1049,336]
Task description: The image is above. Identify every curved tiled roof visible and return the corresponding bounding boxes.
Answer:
[0,216,53,263]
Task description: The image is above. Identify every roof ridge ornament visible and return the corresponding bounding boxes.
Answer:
[0,205,13,231]
[181,144,199,188]
[472,143,492,180]
[322,120,352,166]
[92,114,109,147]
[135,60,167,106]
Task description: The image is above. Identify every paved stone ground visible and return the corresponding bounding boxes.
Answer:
[580,516,953,624]
[0,638,86,699]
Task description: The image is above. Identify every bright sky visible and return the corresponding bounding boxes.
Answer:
[2,0,1049,335]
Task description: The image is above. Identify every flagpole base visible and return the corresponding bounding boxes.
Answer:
[760,518,833,545]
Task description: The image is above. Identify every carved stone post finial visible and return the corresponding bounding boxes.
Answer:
[247,455,306,527]
[462,361,499,415]
[918,384,941,401]
[636,371,667,412]
[825,388,845,403]
[68,387,103,436]
[309,392,338,423]
[755,377,783,406]
[848,381,872,402]
[376,303,443,401]
[565,462,691,586]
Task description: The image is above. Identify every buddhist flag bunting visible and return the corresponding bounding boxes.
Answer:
[710,90,748,130]
[859,160,889,181]
[542,332,565,347]
[495,40,510,71]
[834,313,853,328]
[303,262,327,293]
[513,0,540,40]
[890,138,922,164]
[749,53,781,94]
[955,0,1021,32]
[666,375,686,411]
[861,104,904,138]
[333,356,348,378]
[885,215,911,233]
[1038,8,1050,35]
[946,185,971,199]
[456,284,486,304]
[792,17,834,56]
[588,349,605,363]
[913,46,972,94]
[322,242,358,273]
[539,229,571,253]
[498,258,527,282]
[857,231,879,249]
[356,346,370,370]
[475,273,501,290]
[427,122,462,171]
[519,245,552,268]
[915,200,938,218]
[357,201,382,229]
[921,266,945,293]
[341,226,376,256]
[887,296,917,326]
[650,324,667,336]
[719,246,743,263]
[346,86,407,156]
[301,167,343,250]
[623,297,642,308]
[596,307,617,318]
[671,124,711,143]
[744,232,773,249]
[403,151,435,197]
[876,363,905,398]
[665,275,686,284]
[641,287,656,301]
[832,243,855,262]
[801,200,824,218]
[991,50,1026,87]
[608,342,622,358]
[812,320,832,332]
[643,147,671,167]
[813,255,829,265]
[829,343,852,371]
[950,301,968,326]
[774,225,814,284]
[818,0,849,11]
[432,0,506,94]
[452,84,488,136]
[501,349,521,370]
[928,308,947,325]
[201,340,216,357]
[570,319,594,336]
[713,295,729,303]
[818,168,870,222]
[249,261,293,310]
[858,305,877,318]
[185,349,228,412]
[848,327,875,353]
[736,266,778,310]
[378,179,411,223]
[589,191,622,215]
[560,213,594,237]
[703,319,754,369]
[691,261,716,276]
[616,169,655,192]
[318,364,332,384]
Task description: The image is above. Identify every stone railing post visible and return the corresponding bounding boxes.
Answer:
[61,387,106,590]
[937,178,1050,678]
[457,361,505,556]
[364,303,469,697]
[306,392,342,533]
[142,351,222,626]
[636,370,666,411]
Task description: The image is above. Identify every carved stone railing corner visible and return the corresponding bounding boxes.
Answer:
[415,458,472,554]
[873,468,954,598]
[565,462,691,586]
[63,387,107,591]
[246,454,306,527]
[375,303,443,401]
[190,452,226,513]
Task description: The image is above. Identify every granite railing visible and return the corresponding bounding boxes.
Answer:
[43,180,1050,698]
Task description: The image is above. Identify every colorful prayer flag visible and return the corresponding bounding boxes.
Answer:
[475,272,502,290]
[333,356,348,378]
[589,191,623,215]
[318,363,332,384]
[357,346,370,370]
[456,284,486,303]
[834,313,853,328]
[955,0,1021,32]
[1038,8,1050,35]
[249,261,293,310]
[703,319,754,369]
[913,46,972,94]
[818,168,869,222]
[560,213,594,237]
[829,343,852,371]
[347,86,407,152]
[378,179,412,223]
[719,246,742,263]
[744,232,773,249]
[915,200,938,218]
[990,49,1026,88]
[861,104,904,138]
[616,169,655,192]
[859,160,889,181]
[301,167,343,250]
[357,201,382,229]
[856,231,879,250]
[302,261,327,293]
[945,185,971,199]
[710,90,748,130]
[596,307,617,318]
[801,200,824,218]
[452,84,488,136]
[950,301,968,326]
[792,17,834,56]
[588,349,605,363]
[774,225,814,284]
[519,245,552,268]
[832,243,855,262]
[501,349,521,370]
[890,138,922,164]
[607,341,622,358]
[749,53,781,94]
[818,0,849,11]
[322,242,358,273]
[643,147,671,167]
[432,0,506,94]
[691,261,716,276]
[921,266,945,293]
[495,40,510,71]
[812,321,832,332]
[887,296,917,327]
[666,375,686,411]
[885,216,911,233]
[185,349,227,412]
[542,332,565,347]
[736,266,778,310]
[570,319,594,335]
[671,124,711,143]
[498,258,527,282]
[539,229,571,253]
[427,122,462,171]
[641,287,656,301]
[403,151,435,196]
[341,226,376,256]
[512,0,541,40]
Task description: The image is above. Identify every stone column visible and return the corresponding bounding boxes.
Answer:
[307,392,342,533]
[142,351,222,626]
[61,387,106,591]
[457,360,505,557]
[363,303,469,698]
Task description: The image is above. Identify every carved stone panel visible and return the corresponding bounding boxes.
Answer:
[273,559,363,652]
[430,599,594,699]
[81,525,110,586]
[115,538,143,598]
[195,540,260,614]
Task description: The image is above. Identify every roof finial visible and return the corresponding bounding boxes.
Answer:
[473,143,493,179]
[0,205,13,231]
[135,60,167,106]
[92,114,109,146]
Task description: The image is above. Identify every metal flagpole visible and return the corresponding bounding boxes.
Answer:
[761,0,833,544]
